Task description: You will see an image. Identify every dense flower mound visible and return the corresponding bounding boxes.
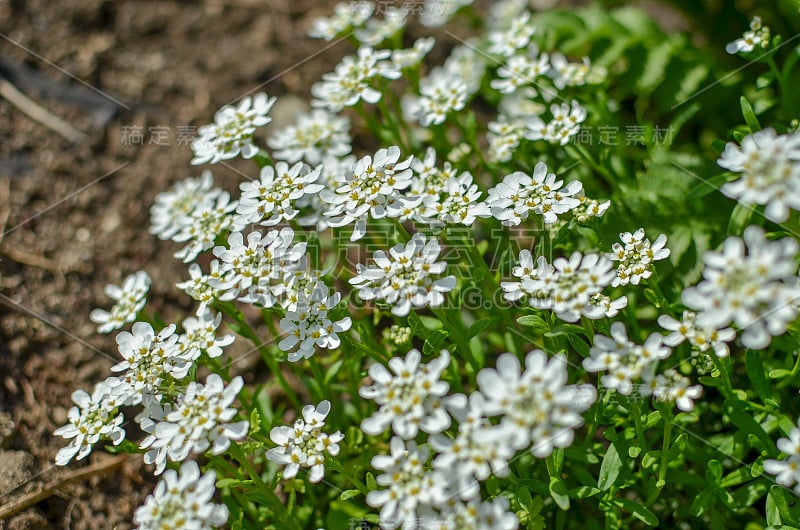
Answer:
[50,4,800,530]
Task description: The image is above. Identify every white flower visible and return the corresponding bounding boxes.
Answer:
[296,154,357,231]
[133,461,228,530]
[681,226,800,350]
[717,128,800,222]
[235,161,324,227]
[354,7,408,46]
[178,307,234,360]
[420,0,473,27]
[487,162,582,226]
[311,47,401,113]
[583,323,671,396]
[391,37,436,69]
[172,191,237,263]
[440,43,487,96]
[430,392,513,501]
[360,349,453,439]
[191,93,276,165]
[176,261,225,309]
[420,171,490,226]
[211,228,306,307]
[149,171,220,240]
[107,322,190,404]
[267,110,351,165]
[140,375,248,475]
[501,250,626,322]
[54,380,125,466]
[764,418,800,493]
[487,10,536,57]
[409,147,457,200]
[366,437,446,530]
[308,1,374,40]
[415,71,469,127]
[321,145,413,241]
[279,282,352,362]
[548,54,606,89]
[476,350,596,457]
[487,115,526,163]
[607,228,670,287]
[658,311,735,358]
[266,400,344,483]
[90,271,151,334]
[279,265,321,312]
[490,46,550,94]
[424,497,519,530]
[350,233,456,317]
[525,100,587,145]
[726,16,770,54]
[642,369,702,411]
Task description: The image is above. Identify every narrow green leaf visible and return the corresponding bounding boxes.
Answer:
[598,444,622,491]
[740,96,762,133]
[617,498,659,526]
[339,489,362,501]
[549,477,570,510]
[517,314,549,333]
[745,349,770,401]
[466,317,497,340]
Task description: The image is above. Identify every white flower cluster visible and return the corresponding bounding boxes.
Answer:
[525,100,587,145]
[311,47,401,112]
[150,170,217,240]
[658,310,734,358]
[211,228,307,307]
[235,161,324,227]
[90,270,151,334]
[764,418,800,493]
[726,16,770,54]
[279,282,352,361]
[681,226,800,349]
[178,307,234,359]
[266,400,344,483]
[173,191,237,263]
[364,350,594,529]
[321,145,413,241]
[350,233,456,317]
[139,374,248,475]
[607,228,670,287]
[360,349,454,439]
[490,45,550,94]
[191,93,276,165]
[308,1,374,41]
[718,128,800,223]
[502,249,627,322]
[267,110,351,165]
[419,0,473,28]
[108,322,191,404]
[391,37,436,69]
[133,461,228,530]
[354,6,408,46]
[487,162,583,226]
[642,369,703,412]
[583,322,671,396]
[54,381,125,466]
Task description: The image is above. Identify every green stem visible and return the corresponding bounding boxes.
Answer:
[657,407,673,490]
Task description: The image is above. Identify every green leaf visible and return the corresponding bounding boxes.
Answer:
[217,477,246,488]
[724,399,774,452]
[745,349,770,401]
[740,96,762,133]
[617,498,659,526]
[248,408,261,436]
[727,203,755,236]
[517,314,549,333]
[546,324,586,337]
[339,489,362,501]
[366,472,377,491]
[706,460,723,485]
[466,317,497,340]
[598,443,622,491]
[549,477,571,510]
[690,488,715,516]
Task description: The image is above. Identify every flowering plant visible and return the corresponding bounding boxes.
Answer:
[56,2,800,529]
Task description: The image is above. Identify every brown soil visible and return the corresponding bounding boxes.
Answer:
[0,1,349,527]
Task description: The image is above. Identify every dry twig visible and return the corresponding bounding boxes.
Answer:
[0,78,87,143]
